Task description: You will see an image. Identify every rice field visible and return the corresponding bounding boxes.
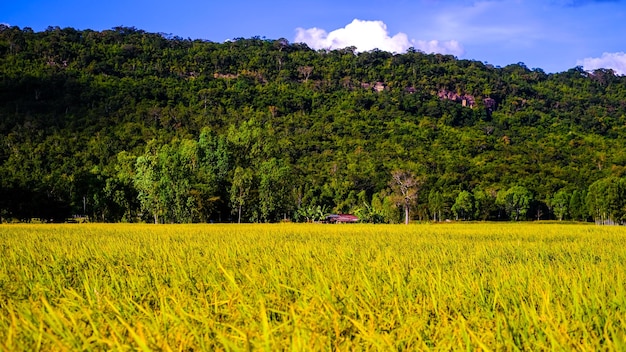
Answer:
[0,222,625,350]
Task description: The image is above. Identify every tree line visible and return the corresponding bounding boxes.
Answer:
[1,25,626,223]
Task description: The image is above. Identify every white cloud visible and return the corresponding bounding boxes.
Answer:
[295,19,464,56]
[577,52,626,75]
[431,1,544,44]
[414,40,464,56]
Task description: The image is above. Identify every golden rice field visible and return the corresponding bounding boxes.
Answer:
[1,222,625,351]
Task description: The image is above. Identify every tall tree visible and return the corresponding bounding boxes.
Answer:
[390,170,422,225]
[428,190,445,222]
[134,143,162,224]
[230,166,254,223]
[569,190,585,222]
[452,190,475,220]
[258,158,292,222]
[587,177,626,225]
[550,189,570,221]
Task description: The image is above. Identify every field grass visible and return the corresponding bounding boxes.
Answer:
[1,222,625,350]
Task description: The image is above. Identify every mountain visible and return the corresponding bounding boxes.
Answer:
[2,25,626,223]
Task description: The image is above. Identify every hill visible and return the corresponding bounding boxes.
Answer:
[2,25,626,223]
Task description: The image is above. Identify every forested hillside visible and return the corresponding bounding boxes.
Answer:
[2,25,626,223]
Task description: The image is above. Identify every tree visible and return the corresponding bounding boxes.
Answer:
[134,144,162,224]
[587,177,626,225]
[451,190,475,220]
[550,189,570,221]
[496,185,533,221]
[258,158,292,222]
[569,190,585,222]
[587,178,611,225]
[473,188,496,220]
[297,66,313,82]
[390,170,422,225]
[230,166,254,223]
[428,189,445,222]
[197,129,231,220]
[160,139,197,223]
[133,139,215,223]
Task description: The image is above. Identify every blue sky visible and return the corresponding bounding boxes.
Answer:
[2,0,626,74]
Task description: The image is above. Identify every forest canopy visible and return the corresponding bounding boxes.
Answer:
[2,25,626,223]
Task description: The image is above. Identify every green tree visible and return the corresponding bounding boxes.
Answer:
[473,188,496,220]
[133,139,210,223]
[451,190,475,220]
[550,189,570,221]
[134,143,162,224]
[587,177,626,225]
[587,178,610,225]
[496,185,533,221]
[230,166,254,223]
[197,129,231,220]
[258,158,292,222]
[569,190,585,222]
[428,189,445,222]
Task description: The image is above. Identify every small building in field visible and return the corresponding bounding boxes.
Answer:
[325,214,359,223]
